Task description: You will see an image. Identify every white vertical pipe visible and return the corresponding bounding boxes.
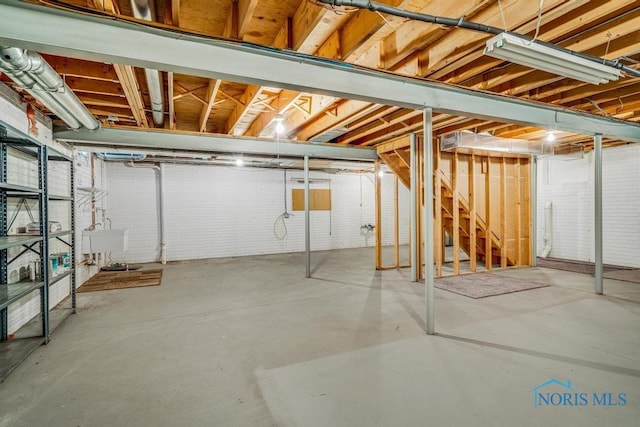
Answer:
[531,156,537,267]
[304,155,311,278]
[410,133,418,282]
[594,134,603,295]
[423,109,435,335]
[159,163,167,264]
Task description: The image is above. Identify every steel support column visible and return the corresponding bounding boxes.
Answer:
[424,109,435,335]
[594,134,603,295]
[304,155,311,278]
[410,133,418,282]
[531,156,537,267]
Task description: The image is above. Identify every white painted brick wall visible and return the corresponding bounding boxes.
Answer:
[537,144,640,267]
[106,163,409,263]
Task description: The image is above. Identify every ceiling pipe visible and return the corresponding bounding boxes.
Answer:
[130,0,164,127]
[0,46,99,129]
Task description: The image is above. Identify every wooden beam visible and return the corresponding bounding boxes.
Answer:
[171,0,180,27]
[296,100,377,141]
[238,0,259,38]
[452,152,459,275]
[112,64,149,127]
[173,83,208,102]
[223,0,239,38]
[485,158,492,270]
[500,157,507,268]
[469,154,477,272]
[226,85,262,134]
[199,79,222,132]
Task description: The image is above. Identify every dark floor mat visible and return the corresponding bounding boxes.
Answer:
[603,269,640,284]
[435,272,549,299]
[536,257,629,275]
[78,269,163,292]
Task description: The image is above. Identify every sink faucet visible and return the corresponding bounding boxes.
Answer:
[105,218,112,230]
[85,223,101,231]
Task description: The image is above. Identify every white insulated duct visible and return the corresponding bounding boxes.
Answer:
[130,0,164,127]
[0,46,99,130]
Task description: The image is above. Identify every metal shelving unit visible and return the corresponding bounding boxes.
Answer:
[0,123,76,381]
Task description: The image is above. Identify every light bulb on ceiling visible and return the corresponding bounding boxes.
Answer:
[235,158,243,166]
[546,131,556,143]
[378,170,384,178]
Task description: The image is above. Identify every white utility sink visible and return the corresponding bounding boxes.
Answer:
[82,229,129,253]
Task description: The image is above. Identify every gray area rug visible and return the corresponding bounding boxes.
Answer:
[435,272,549,299]
[603,269,640,284]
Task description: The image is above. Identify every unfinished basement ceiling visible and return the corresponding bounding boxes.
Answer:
[1,0,640,150]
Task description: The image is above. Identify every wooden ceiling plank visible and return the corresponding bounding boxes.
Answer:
[79,93,134,109]
[44,56,118,82]
[238,0,259,38]
[199,79,222,132]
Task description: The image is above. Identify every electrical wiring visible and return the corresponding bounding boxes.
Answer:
[273,169,290,240]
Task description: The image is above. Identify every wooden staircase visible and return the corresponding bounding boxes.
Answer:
[377,140,516,273]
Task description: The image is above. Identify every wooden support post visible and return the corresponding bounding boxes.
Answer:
[375,160,382,270]
[434,143,443,277]
[394,175,400,267]
[485,158,492,271]
[469,155,477,272]
[501,157,507,268]
[515,158,522,266]
[452,152,460,275]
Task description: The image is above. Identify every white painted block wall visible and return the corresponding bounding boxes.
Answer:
[105,162,409,264]
[536,144,640,267]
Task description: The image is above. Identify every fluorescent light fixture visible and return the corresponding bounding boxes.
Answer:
[484,33,621,85]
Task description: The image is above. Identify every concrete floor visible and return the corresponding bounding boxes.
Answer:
[1,247,639,426]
